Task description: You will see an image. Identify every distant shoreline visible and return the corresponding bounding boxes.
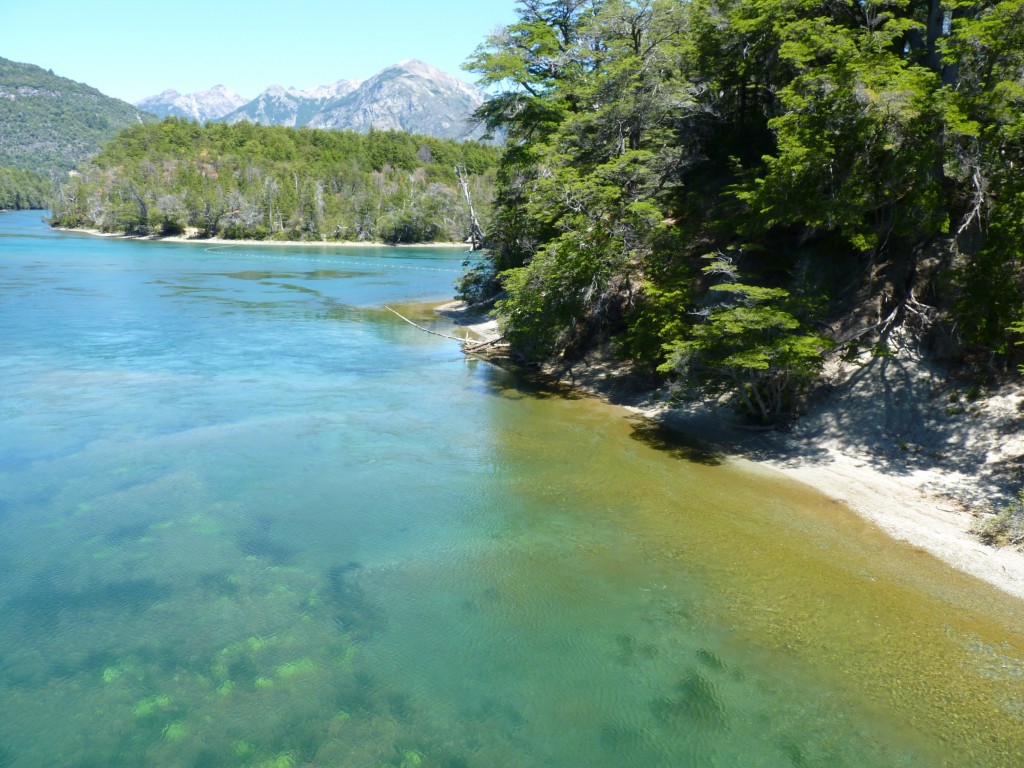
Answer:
[58,226,474,250]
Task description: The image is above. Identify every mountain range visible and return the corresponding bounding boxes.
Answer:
[137,60,486,140]
[0,56,489,184]
[135,84,248,122]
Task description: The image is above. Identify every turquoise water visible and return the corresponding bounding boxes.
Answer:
[1,210,1023,767]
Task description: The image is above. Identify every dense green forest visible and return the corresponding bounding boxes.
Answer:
[50,120,501,243]
[464,0,1024,422]
[0,167,51,209]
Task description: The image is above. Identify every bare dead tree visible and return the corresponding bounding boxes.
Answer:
[456,164,486,250]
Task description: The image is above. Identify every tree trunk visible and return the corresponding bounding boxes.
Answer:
[456,165,486,250]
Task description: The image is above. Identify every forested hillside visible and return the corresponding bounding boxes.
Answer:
[0,57,155,174]
[465,0,1024,422]
[0,167,51,210]
[50,119,500,244]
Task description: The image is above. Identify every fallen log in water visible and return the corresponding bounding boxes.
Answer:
[384,305,508,361]
[384,305,470,342]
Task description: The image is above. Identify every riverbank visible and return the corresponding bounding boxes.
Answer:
[440,303,1024,601]
[655,392,1024,602]
[61,226,472,249]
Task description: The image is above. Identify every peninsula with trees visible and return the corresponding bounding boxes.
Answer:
[48,120,500,244]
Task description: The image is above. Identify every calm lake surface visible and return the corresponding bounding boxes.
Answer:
[1,209,1023,767]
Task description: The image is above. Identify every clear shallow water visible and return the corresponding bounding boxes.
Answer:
[1,210,1023,768]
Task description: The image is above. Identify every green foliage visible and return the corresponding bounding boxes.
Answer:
[0,166,52,209]
[49,119,501,243]
[661,260,833,423]
[618,228,698,372]
[469,0,688,356]
[955,225,1024,355]
[974,490,1024,548]
[463,0,1024,412]
[453,259,497,304]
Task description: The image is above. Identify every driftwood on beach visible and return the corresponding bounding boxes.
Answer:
[463,337,506,353]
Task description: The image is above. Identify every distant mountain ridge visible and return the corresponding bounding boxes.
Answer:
[219,79,361,128]
[306,60,483,138]
[139,60,485,140]
[0,56,156,174]
[136,85,247,122]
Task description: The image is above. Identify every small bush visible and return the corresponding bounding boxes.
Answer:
[454,260,498,304]
[974,491,1024,548]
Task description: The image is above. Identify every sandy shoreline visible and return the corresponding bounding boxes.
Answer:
[752,445,1024,600]
[61,226,472,249]
[438,303,1024,601]
[658,404,1024,602]
[631,376,1024,601]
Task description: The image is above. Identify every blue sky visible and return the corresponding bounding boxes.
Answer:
[0,0,519,103]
